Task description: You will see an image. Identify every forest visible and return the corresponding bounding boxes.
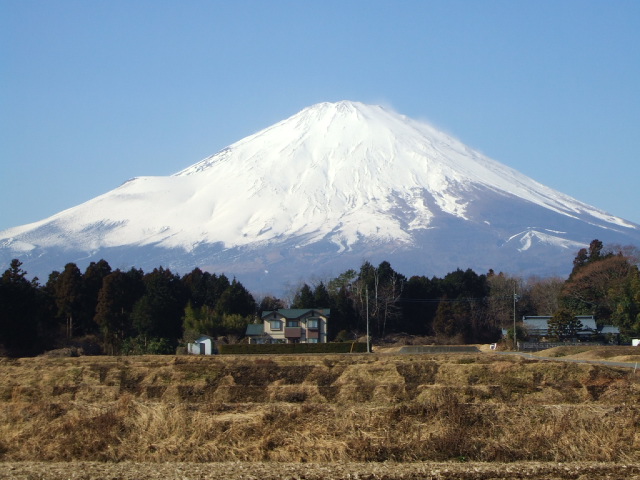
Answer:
[1,239,639,356]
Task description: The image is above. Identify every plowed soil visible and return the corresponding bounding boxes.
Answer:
[1,461,639,480]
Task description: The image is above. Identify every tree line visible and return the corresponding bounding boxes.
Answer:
[0,260,255,356]
[1,239,639,356]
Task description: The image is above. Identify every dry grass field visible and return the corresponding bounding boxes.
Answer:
[1,347,639,479]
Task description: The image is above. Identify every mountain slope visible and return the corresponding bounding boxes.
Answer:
[1,101,638,291]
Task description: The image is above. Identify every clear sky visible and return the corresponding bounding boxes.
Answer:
[1,0,639,231]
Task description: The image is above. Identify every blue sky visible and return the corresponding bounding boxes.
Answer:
[1,0,639,231]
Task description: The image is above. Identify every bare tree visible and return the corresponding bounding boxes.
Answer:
[526,276,564,315]
[487,273,521,328]
[607,244,640,267]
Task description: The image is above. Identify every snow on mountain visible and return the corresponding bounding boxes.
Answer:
[505,228,586,252]
[1,101,638,291]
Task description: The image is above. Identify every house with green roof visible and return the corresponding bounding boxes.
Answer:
[521,315,620,342]
[245,308,329,344]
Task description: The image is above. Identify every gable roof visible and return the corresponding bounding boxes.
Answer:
[245,324,265,336]
[261,308,330,320]
[522,315,605,334]
[194,335,214,342]
[576,315,597,330]
[522,317,550,330]
[599,325,620,334]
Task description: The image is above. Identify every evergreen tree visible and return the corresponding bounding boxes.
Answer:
[291,283,315,309]
[94,269,144,354]
[327,269,357,296]
[182,268,212,308]
[215,279,256,317]
[0,260,48,355]
[429,268,490,342]
[548,309,582,340]
[52,263,84,339]
[207,273,231,308]
[607,264,640,336]
[182,302,220,339]
[400,275,440,335]
[572,248,589,273]
[313,282,331,308]
[570,239,613,278]
[258,295,286,315]
[432,298,472,342]
[182,267,206,306]
[325,268,360,340]
[329,285,358,340]
[131,267,186,346]
[432,298,456,338]
[221,313,251,337]
[80,260,112,335]
[589,239,604,262]
[181,268,231,310]
[441,268,488,300]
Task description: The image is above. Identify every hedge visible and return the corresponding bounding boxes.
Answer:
[218,342,368,355]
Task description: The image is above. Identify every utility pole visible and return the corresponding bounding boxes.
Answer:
[513,283,519,351]
[366,286,370,353]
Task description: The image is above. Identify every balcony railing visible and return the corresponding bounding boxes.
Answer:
[285,327,302,338]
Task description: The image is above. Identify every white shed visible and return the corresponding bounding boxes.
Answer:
[188,335,216,355]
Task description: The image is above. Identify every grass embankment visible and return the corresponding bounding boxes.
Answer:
[533,345,640,363]
[0,352,638,463]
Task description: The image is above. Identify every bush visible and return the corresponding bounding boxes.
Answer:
[120,336,174,355]
[218,342,368,355]
[335,330,355,342]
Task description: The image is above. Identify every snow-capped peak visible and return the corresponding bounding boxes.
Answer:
[1,101,638,289]
[176,100,634,233]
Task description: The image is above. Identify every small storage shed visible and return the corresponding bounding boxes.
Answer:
[188,335,216,355]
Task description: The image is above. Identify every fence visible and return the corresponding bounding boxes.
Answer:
[520,341,603,351]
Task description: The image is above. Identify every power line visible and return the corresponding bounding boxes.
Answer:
[397,297,486,303]
[397,294,515,304]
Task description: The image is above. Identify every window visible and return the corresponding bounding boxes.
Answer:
[307,338,318,343]
[307,319,319,329]
[270,320,282,331]
[286,320,299,327]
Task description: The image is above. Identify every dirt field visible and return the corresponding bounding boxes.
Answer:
[1,347,639,478]
[1,461,639,480]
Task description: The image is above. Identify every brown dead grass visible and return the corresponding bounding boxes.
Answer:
[0,352,639,465]
[534,346,640,362]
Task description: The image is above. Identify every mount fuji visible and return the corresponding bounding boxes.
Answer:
[1,101,639,293]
